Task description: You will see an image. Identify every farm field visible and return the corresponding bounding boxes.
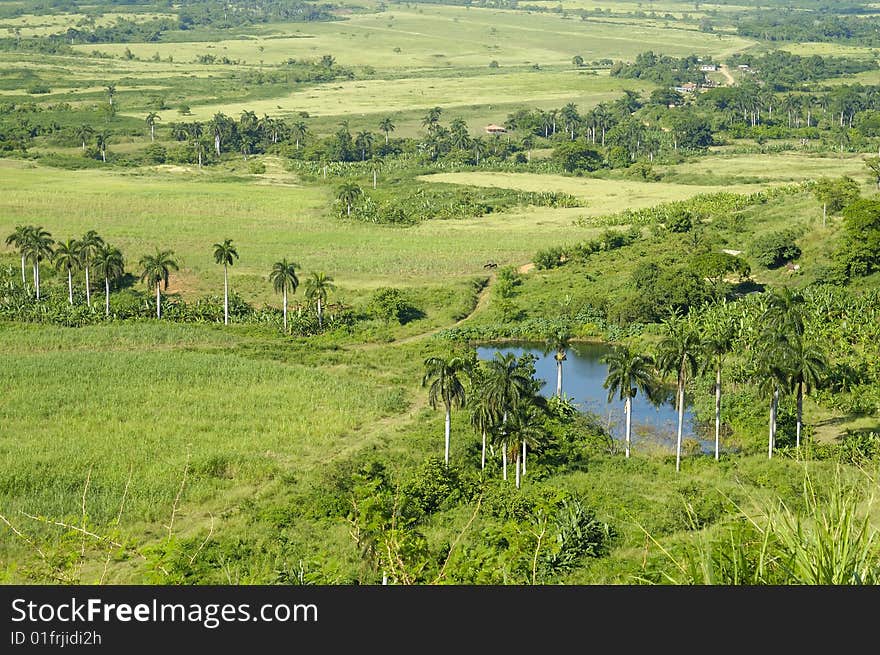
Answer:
[1,0,879,590]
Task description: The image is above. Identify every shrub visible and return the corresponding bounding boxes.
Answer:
[752,229,802,268]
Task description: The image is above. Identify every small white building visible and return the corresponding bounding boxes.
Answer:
[700,64,717,72]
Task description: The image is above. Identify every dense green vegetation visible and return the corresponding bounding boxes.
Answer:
[1,0,879,586]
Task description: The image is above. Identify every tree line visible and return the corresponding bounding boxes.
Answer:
[4,227,336,330]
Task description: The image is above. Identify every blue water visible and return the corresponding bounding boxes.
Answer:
[476,342,709,453]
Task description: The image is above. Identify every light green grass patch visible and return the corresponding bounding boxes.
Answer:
[660,152,874,183]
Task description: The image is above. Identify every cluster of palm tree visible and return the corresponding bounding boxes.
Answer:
[599,291,828,470]
[422,352,544,489]
[5,226,123,312]
[5,227,337,330]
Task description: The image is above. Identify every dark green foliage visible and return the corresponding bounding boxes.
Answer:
[837,198,880,278]
[752,229,802,269]
[366,287,422,324]
[551,140,603,173]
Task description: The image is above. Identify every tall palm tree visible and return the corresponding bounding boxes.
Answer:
[469,373,501,472]
[379,116,395,145]
[74,124,94,151]
[95,130,109,163]
[423,355,470,465]
[483,352,536,481]
[756,349,787,460]
[139,249,178,319]
[504,404,543,489]
[602,346,659,459]
[92,244,124,316]
[355,130,374,161]
[105,84,116,107]
[785,338,827,450]
[656,316,701,472]
[370,156,383,190]
[77,230,104,307]
[269,259,299,332]
[53,239,81,304]
[544,327,572,398]
[291,121,308,150]
[5,225,33,286]
[336,182,362,217]
[24,226,54,300]
[212,238,239,325]
[421,107,442,130]
[701,316,736,461]
[305,271,335,329]
[145,112,160,142]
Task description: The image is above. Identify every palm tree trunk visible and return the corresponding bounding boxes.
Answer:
[522,440,526,476]
[515,452,521,489]
[675,381,684,472]
[223,263,229,325]
[151,124,155,142]
[20,255,26,286]
[282,287,288,332]
[481,430,486,471]
[384,132,389,145]
[502,442,507,481]
[67,268,73,304]
[556,359,563,397]
[85,267,91,306]
[444,405,451,465]
[156,282,161,319]
[768,387,778,459]
[796,381,803,450]
[34,262,39,300]
[373,170,377,189]
[714,363,722,461]
[625,395,632,459]
[105,276,110,316]
[317,298,323,329]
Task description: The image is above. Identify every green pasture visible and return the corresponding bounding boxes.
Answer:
[72,6,752,70]
[659,152,875,184]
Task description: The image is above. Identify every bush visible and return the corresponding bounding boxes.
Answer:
[366,287,421,324]
[248,160,266,174]
[752,229,802,268]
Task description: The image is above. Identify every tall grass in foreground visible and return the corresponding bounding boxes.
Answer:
[643,469,880,584]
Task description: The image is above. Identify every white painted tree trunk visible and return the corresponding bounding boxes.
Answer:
[20,255,26,286]
[675,382,684,472]
[481,430,486,471]
[317,298,323,329]
[150,124,155,141]
[624,396,632,459]
[85,267,91,306]
[715,364,722,461]
[522,440,526,476]
[156,282,161,318]
[444,406,451,465]
[515,453,521,489]
[223,264,229,325]
[282,287,288,332]
[373,170,377,189]
[502,442,507,481]
[105,277,110,316]
[215,134,221,156]
[67,269,73,304]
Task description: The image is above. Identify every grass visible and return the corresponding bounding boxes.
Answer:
[0,159,616,300]
[658,151,874,184]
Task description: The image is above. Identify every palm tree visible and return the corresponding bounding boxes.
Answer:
[305,271,335,329]
[472,136,486,165]
[74,124,94,151]
[369,156,383,190]
[423,355,470,465]
[483,352,536,481]
[421,107,442,130]
[5,225,33,286]
[212,238,239,325]
[756,349,787,460]
[544,327,571,397]
[92,244,124,316]
[105,84,116,107]
[95,130,109,163]
[145,112,160,142]
[504,404,543,489]
[355,130,374,161]
[469,373,501,472]
[138,249,178,319]
[379,116,395,144]
[785,338,828,450]
[77,230,104,307]
[602,346,659,459]
[269,259,299,332]
[656,316,701,472]
[701,317,735,461]
[336,183,362,217]
[291,121,308,150]
[24,226,54,300]
[53,239,81,304]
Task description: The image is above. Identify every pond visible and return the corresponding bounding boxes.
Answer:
[476,342,711,453]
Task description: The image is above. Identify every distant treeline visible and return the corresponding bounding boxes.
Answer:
[736,10,880,45]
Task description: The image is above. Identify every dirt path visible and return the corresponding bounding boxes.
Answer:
[718,65,735,87]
